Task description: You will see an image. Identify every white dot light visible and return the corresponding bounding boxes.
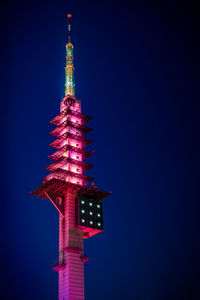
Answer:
[98,223,101,226]
[81,210,85,213]
[90,221,93,225]
[81,200,85,204]
[89,212,93,215]
[89,203,93,206]
[97,204,100,208]
[81,219,85,223]
[97,213,100,217]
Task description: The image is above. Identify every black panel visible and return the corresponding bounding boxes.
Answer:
[76,197,103,230]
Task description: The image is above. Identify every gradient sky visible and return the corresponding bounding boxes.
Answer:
[1,0,200,299]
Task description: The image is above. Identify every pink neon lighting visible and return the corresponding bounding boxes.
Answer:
[66,126,82,136]
[56,126,82,138]
[67,138,81,148]
[60,163,82,174]
[62,150,82,161]
[69,151,82,161]
[70,116,82,125]
[60,97,81,113]
[45,172,83,186]
[57,138,81,149]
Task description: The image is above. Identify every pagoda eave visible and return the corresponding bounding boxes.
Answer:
[50,109,92,126]
[49,133,92,149]
[42,169,93,185]
[48,145,94,161]
[50,121,92,137]
[31,179,111,201]
[46,157,93,173]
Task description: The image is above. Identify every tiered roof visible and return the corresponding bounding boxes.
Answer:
[42,169,93,186]
[48,145,94,161]
[50,108,91,126]
[50,120,92,137]
[49,132,92,149]
[31,179,110,202]
[32,94,110,204]
[46,157,93,173]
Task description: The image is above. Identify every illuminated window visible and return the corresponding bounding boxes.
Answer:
[90,221,93,225]
[97,204,100,208]
[98,223,101,227]
[97,213,100,217]
[89,203,93,207]
[89,212,93,216]
[81,210,85,213]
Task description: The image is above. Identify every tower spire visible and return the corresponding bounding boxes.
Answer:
[65,14,75,96]
[67,14,72,42]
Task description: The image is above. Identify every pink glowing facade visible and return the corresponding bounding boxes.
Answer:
[31,14,110,300]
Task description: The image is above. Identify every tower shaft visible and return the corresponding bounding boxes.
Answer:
[58,190,85,300]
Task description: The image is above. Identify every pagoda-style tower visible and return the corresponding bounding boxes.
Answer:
[31,14,110,300]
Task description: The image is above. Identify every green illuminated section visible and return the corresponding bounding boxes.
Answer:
[65,42,75,96]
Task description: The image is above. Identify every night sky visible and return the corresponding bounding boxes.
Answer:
[1,0,200,299]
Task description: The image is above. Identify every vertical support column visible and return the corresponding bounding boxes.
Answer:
[58,189,85,300]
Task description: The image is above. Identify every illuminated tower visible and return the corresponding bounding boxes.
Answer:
[31,14,110,300]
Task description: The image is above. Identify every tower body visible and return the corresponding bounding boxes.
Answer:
[58,190,84,300]
[31,15,110,300]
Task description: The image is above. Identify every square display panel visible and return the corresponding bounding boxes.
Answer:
[77,197,103,230]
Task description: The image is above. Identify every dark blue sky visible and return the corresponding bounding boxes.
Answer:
[1,0,200,299]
